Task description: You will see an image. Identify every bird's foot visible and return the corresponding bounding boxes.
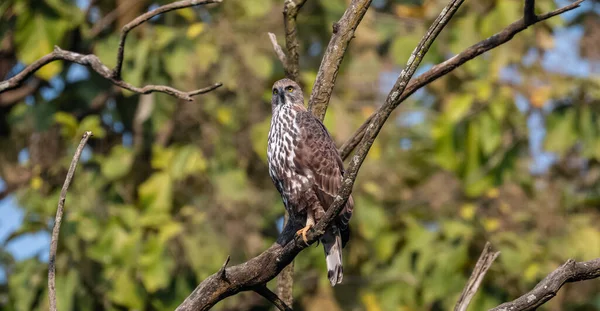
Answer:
[296,225,312,246]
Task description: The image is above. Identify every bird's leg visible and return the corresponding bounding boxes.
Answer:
[296,211,315,245]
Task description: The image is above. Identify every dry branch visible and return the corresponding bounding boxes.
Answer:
[282,0,307,82]
[254,285,293,311]
[0,0,223,101]
[48,131,93,311]
[454,242,500,311]
[489,258,600,311]
[338,0,585,160]
[307,0,372,121]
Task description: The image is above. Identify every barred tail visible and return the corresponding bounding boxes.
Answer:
[322,228,343,286]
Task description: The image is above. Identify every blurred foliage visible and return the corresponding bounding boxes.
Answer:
[1,0,599,310]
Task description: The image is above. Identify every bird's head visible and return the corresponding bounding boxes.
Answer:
[271,78,304,110]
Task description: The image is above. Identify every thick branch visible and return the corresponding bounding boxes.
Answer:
[338,0,584,160]
[113,0,222,78]
[254,285,293,311]
[0,0,223,101]
[454,242,500,311]
[307,0,372,121]
[282,0,307,82]
[0,47,222,101]
[489,258,600,311]
[48,131,93,311]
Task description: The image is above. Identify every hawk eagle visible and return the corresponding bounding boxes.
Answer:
[267,78,354,286]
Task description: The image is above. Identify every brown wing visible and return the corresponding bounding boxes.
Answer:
[293,111,353,234]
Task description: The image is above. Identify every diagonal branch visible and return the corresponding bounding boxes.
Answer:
[254,285,294,311]
[338,0,585,160]
[0,0,223,101]
[48,131,93,311]
[113,0,222,78]
[454,242,500,311]
[489,258,600,311]
[307,0,372,121]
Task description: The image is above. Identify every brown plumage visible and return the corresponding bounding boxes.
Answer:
[267,78,354,286]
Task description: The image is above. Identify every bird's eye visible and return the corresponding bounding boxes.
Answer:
[273,89,278,95]
[286,86,293,92]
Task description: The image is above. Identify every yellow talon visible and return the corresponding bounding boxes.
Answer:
[296,225,312,245]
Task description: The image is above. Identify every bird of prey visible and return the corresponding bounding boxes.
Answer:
[267,78,354,286]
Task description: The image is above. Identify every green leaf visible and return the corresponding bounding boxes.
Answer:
[78,115,106,139]
[544,110,578,156]
[109,269,145,309]
[54,112,78,138]
[445,94,474,123]
[101,146,134,181]
[14,11,69,80]
[55,269,78,311]
[169,145,207,180]
[139,172,173,212]
[478,112,502,156]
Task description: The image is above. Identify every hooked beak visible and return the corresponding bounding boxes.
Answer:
[277,88,286,105]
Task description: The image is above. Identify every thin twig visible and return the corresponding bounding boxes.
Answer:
[338,0,585,160]
[254,285,294,311]
[218,255,231,281]
[48,131,93,311]
[113,0,222,78]
[524,0,537,25]
[87,0,143,38]
[0,47,222,101]
[489,258,600,311]
[268,32,288,66]
[454,242,500,311]
[307,0,372,120]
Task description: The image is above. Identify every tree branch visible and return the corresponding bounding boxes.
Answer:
[268,32,288,67]
[0,0,223,101]
[48,131,93,311]
[113,0,222,78]
[454,242,500,311]
[524,0,537,25]
[307,0,372,121]
[282,0,307,82]
[254,285,293,311]
[489,258,600,311]
[338,0,585,160]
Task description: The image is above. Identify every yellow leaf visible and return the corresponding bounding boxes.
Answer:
[216,107,233,125]
[186,23,204,38]
[483,218,500,232]
[394,4,425,18]
[486,188,499,199]
[361,292,382,311]
[176,8,195,22]
[524,263,540,282]
[459,204,476,220]
[36,61,62,80]
[30,176,43,190]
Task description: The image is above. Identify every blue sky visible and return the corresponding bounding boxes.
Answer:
[0,0,598,284]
